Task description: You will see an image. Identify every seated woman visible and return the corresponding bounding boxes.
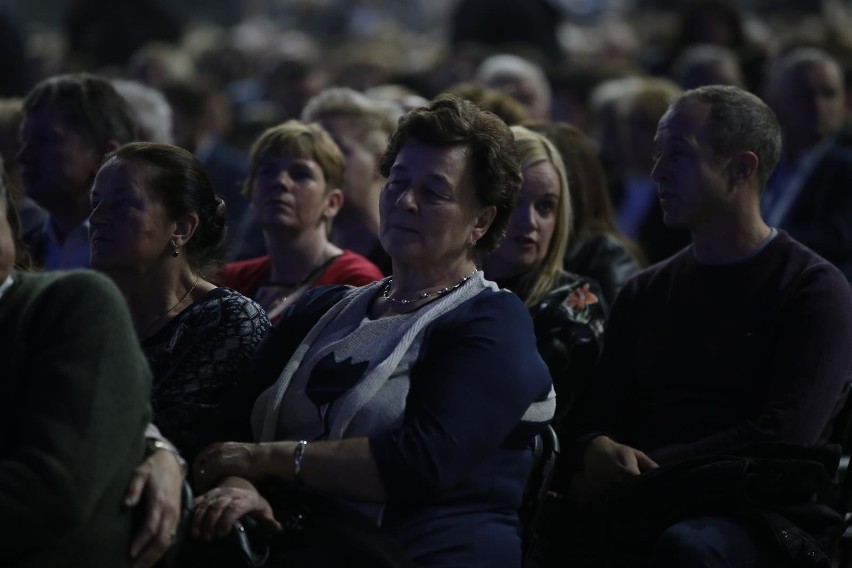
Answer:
[219,120,384,322]
[524,120,643,305]
[89,142,270,460]
[190,95,555,567]
[484,125,607,426]
[0,159,151,566]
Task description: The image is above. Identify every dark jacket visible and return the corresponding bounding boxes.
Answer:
[0,270,151,567]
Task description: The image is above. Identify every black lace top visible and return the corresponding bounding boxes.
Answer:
[142,287,270,459]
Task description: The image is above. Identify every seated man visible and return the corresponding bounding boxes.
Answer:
[564,85,852,567]
[0,166,152,565]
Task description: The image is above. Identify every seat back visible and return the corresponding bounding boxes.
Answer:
[520,424,560,567]
[829,384,852,567]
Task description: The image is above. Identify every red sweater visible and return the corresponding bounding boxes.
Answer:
[219,249,383,300]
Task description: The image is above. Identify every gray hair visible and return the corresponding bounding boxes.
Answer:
[111,79,174,144]
[301,87,403,154]
[675,85,782,190]
[475,54,552,112]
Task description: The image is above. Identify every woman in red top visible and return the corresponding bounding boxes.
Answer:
[220,120,383,321]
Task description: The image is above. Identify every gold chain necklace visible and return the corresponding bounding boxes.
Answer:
[142,275,200,337]
[382,270,477,305]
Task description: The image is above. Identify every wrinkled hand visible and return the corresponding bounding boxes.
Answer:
[193,442,266,493]
[569,435,658,506]
[125,449,185,568]
[191,482,282,540]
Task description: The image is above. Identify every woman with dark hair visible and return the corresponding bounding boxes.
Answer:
[89,142,270,459]
[525,120,643,304]
[189,95,553,567]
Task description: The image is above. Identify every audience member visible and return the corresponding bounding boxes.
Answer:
[301,87,402,275]
[219,120,382,322]
[764,47,852,280]
[444,81,529,125]
[475,53,552,120]
[484,125,606,428]
[565,85,852,567]
[525,120,644,305]
[89,142,270,460]
[585,75,643,215]
[161,79,252,258]
[112,78,174,143]
[17,73,137,270]
[613,77,691,264]
[671,43,745,89]
[0,163,152,566]
[364,83,429,113]
[188,95,554,567]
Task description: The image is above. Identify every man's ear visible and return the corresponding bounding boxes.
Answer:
[172,212,200,249]
[728,151,759,186]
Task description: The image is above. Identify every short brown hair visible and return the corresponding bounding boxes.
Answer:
[243,120,345,197]
[379,94,521,253]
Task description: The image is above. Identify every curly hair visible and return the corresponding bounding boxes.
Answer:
[379,94,521,253]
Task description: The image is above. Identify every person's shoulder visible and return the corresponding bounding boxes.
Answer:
[446,283,530,324]
[29,268,122,301]
[12,270,134,333]
[774,231,851,293]
[619,247,691,292]
[330,250,384,282]
[210,286,270,321]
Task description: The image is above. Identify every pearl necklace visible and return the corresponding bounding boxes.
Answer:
[382,270,477,305]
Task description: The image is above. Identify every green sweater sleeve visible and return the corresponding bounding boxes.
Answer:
[0,270,152,558]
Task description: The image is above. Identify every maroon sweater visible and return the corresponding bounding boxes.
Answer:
[586,230,852,465]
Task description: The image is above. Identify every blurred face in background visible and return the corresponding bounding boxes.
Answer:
[17,107,103,213]
[318,116,380,218]
[775,60,845,150]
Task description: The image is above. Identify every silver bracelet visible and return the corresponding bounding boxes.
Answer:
[293,440,308,483]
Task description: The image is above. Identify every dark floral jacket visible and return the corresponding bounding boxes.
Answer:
[499,270,607,426]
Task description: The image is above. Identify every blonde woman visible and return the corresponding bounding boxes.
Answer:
[484,125,606,424]
[220,120,383,322]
